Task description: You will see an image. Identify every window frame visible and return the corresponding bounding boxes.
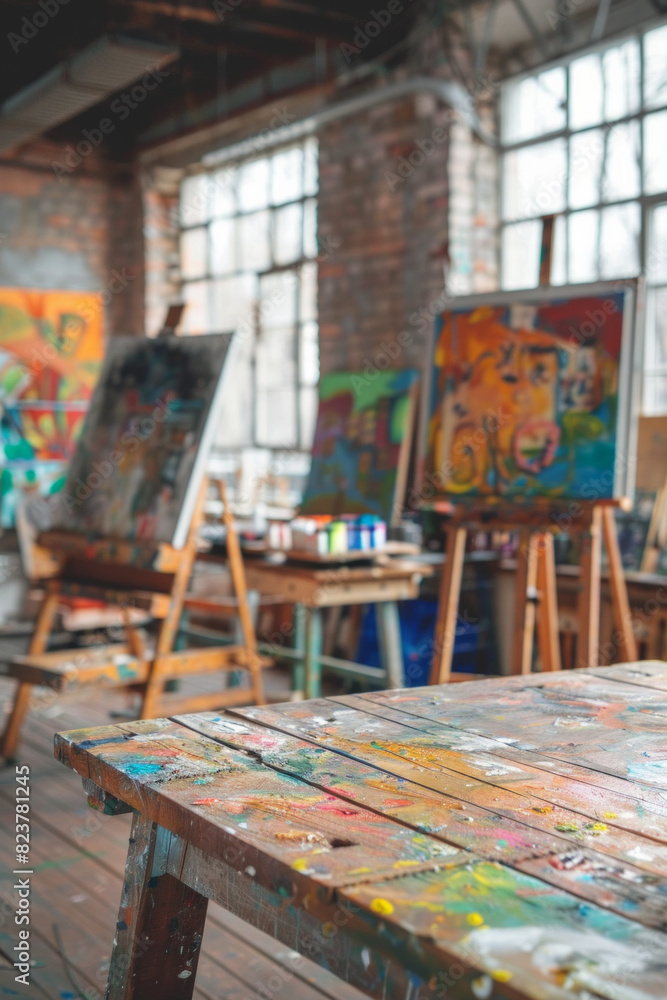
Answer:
[178,138,319,453]
[499,21,667,413]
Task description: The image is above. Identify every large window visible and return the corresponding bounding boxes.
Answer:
[179,138,319,458]
[500,23,667,413]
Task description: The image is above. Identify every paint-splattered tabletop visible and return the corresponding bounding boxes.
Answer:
[56,662,667,1000]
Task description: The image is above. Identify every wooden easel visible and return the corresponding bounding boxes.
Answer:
[1,480,268,759]
[430,501,638,683]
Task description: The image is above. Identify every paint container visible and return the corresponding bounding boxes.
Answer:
[328,520,348,554]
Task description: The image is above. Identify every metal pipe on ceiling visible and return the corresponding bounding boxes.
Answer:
[201,75,497,168]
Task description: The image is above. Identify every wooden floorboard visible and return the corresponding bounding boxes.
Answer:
[0,670,366,1000]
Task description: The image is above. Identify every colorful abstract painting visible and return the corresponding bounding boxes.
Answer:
[0,288,104,526]
[423,283,638,502]
[58,334,234,548]
[300,370,419,524]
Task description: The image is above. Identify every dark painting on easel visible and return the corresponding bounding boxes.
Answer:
[300,369,419,524]
[58,334,234,548]
[423,281,640,502]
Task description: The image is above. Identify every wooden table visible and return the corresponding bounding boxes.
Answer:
[242,556,429,697]
[56,661,667,1000]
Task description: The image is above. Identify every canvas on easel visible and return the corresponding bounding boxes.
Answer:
[57,333,235,548]
[421,281,643,681]
[0,332,272,760]
[423,281,640,503]
[299,369,419,525]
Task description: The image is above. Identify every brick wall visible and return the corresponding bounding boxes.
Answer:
[143,166,181,337]
[0,142,144,337]
[317,25,499,375]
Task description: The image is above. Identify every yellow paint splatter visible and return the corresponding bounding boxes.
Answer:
[394,859,420,868]
[492,970,512,983]
[603,812,617,820]
[292,859,309,872]
[349,867,371,875]
[588,822,608,832]
[532,805,553,813]
[467,912,485,927]
[370,898,394,916]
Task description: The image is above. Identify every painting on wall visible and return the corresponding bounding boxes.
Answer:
[299,369,420,525]
[57,333,235,548]
[422,282,640,504]
[0,288,104,527]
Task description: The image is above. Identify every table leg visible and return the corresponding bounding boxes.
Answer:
[292,603,306,694]
[375,601,404,688]
[107,813,208,1000]
[304,606,323,700]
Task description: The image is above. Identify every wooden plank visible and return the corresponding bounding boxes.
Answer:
[536,532,562,672]
[591,660,667,692]
[8,643,147,689]
[231,700,667,878]
[339,864,667,1000]
[55,718,468,892]
[177,711,565,864]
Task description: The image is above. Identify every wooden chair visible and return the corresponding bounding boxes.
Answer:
[0,482,269,760]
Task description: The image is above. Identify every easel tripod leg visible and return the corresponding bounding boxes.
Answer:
[511,531,539,675]
[578,506,602,669]
[601,505,638,662]
[430,526,466,684]
[536,532,562,672]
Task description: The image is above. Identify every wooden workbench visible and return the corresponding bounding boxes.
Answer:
[242,555,429,697]
[56,660,667,1000]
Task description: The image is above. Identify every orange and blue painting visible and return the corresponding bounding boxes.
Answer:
[0,288,104,525]
[424,287,636,502]
[300,370,419,524]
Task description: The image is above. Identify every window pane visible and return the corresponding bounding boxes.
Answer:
[300,386,318,450]
[180,227,208,280]
[210,217,236,276]
[570,54,603,130]
[502,68,566,143]
[600,202,641,279]
[211,167,236,217]
[644,24,667,110]
[256,328,296,389]
[238,210,271,271]
[644,110,667,195]
[299,261,317,322]
[603,121,640,202]
[211,274,256,331]
[237,158,269,212]
[303,199,318,258]
[256,388,297,447]
[273,202,303,265]
[503,139,566,220]
[303,137,318,195]
[643,377,667,415]
[568,210,599,283]
[602,40,640,121]
[569,129,604,209]
[300,320,319,386]
[501,220,541,289]
[258,271,298,329]
[648,205,667,284]
[271,147,303,205]
[180,175,209,227]
[646,287,667,367]
[182,280,210,334]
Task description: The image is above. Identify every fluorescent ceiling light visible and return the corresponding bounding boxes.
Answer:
[0,36,179,154]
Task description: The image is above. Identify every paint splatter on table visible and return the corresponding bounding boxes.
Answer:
[55,662,667,1000]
